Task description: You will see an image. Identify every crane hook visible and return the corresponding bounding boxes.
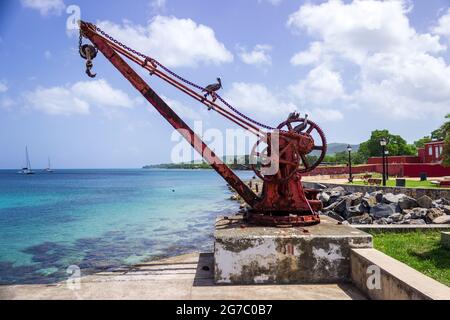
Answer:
[79,44,98,78]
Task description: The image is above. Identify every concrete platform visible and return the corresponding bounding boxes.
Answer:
[0,253,366,300]
[214,216,373,285]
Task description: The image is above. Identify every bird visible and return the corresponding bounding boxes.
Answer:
[202,78,222,104]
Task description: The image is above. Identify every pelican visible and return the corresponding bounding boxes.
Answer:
[203,78,222,102]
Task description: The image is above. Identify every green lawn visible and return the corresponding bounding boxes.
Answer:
[349,179,440,189]
[371,231,450,286]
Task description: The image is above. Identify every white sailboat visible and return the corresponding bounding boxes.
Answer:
[19,146,35,175]
[45,157,54,173]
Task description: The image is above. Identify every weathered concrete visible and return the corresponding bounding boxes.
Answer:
[0,253,366,300]
[302,182,450,200]
[351,249,450,300]
[214,216,372,285]
[354,224,450,233]
[442,232,450,249]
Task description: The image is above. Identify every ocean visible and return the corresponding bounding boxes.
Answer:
[0,169,254,285]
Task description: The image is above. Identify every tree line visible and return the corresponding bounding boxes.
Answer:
[308,114,450,166]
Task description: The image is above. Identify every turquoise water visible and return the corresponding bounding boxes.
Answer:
[0,169,254,284]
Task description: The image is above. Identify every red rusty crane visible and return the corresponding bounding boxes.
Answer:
[78,21,327,227]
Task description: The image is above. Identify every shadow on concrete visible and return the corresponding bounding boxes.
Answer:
[193,253,215,287]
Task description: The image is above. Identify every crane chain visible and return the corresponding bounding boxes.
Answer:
[92,24,275,131]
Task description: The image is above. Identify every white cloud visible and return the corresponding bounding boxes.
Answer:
[287,0,450,119]
[306,108,344,122]
[288,0,444,64]
[161,95,202,120]
[223,81,344,123]
[224,82,297,116]
[289,64,347,105]
[0,81,7,93]
[24,79,140,116]
[238,44,272,66]
[97,16,233,68]
[290,42,323,66]
[0,97,16,110]
[21,0,65,16]
[433,8,450,39]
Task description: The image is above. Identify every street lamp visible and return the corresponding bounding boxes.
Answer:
[385,150,389,181]
[380,138,387,186]
[347,144,353,183]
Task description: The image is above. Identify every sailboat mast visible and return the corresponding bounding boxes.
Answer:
[26,146,31,170]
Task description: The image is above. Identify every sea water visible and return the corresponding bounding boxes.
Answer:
[0,169,254,284]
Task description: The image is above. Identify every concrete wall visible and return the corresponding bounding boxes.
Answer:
[303,182,450,200]
[351,249,450,300]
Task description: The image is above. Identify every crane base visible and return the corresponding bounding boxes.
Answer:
[214,215,372,285]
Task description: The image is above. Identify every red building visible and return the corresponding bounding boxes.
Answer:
[306,140,450,178]
[367,140,449,177]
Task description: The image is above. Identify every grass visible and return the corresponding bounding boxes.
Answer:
[349,179,440,189]
[370,231,450,286]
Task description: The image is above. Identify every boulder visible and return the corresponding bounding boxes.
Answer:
[432,215,450,224]
[347,213,373,225]
[417,195,433,209]
[345,203,368,219]
[334,197,351,215]
[443,205,450,215]
[370,203,397,219]
[319,192,331,205]
[374,218,393,225]
[425,208,444,224]
[411,208,428,219]
[326,211,345,222]
[362,195,378,209]
[329,186,346,198]
[382,193,404,204]
[390,213,404,223]
[402,209,414,216]
[370,190,384,203]
[398,196,418,210]
[348,192,364,206]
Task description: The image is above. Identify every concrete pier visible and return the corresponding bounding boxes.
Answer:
[0,253,365,300]
[214,216,373,285]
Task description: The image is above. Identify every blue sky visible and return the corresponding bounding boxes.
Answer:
[1,0,450,169]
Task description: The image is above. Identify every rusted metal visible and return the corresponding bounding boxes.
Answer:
[78,21,328,228]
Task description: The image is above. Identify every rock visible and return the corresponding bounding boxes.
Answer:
[390,213,404,223]
[403,213,412,220]
[374,218,393,225]
[417,195,433,209]
[402,209,414,216]
[362,195,377,209]
[329,186,346,198]
[405,219,426,225]
[425,208,444,223]
[334,197,351,215]
[326,211,345,222]
[319,192,331,205]
[370,191,384,203]
[370,203,397,219]
[347,213,372,225]
[230,195,239,201]
[345,203,368,219]
[348,192,364,206]
[432,215,450,224]
[443,205,450,215]
[382,193,404,204]
[398,196,418,210]
[411,208,428,219]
